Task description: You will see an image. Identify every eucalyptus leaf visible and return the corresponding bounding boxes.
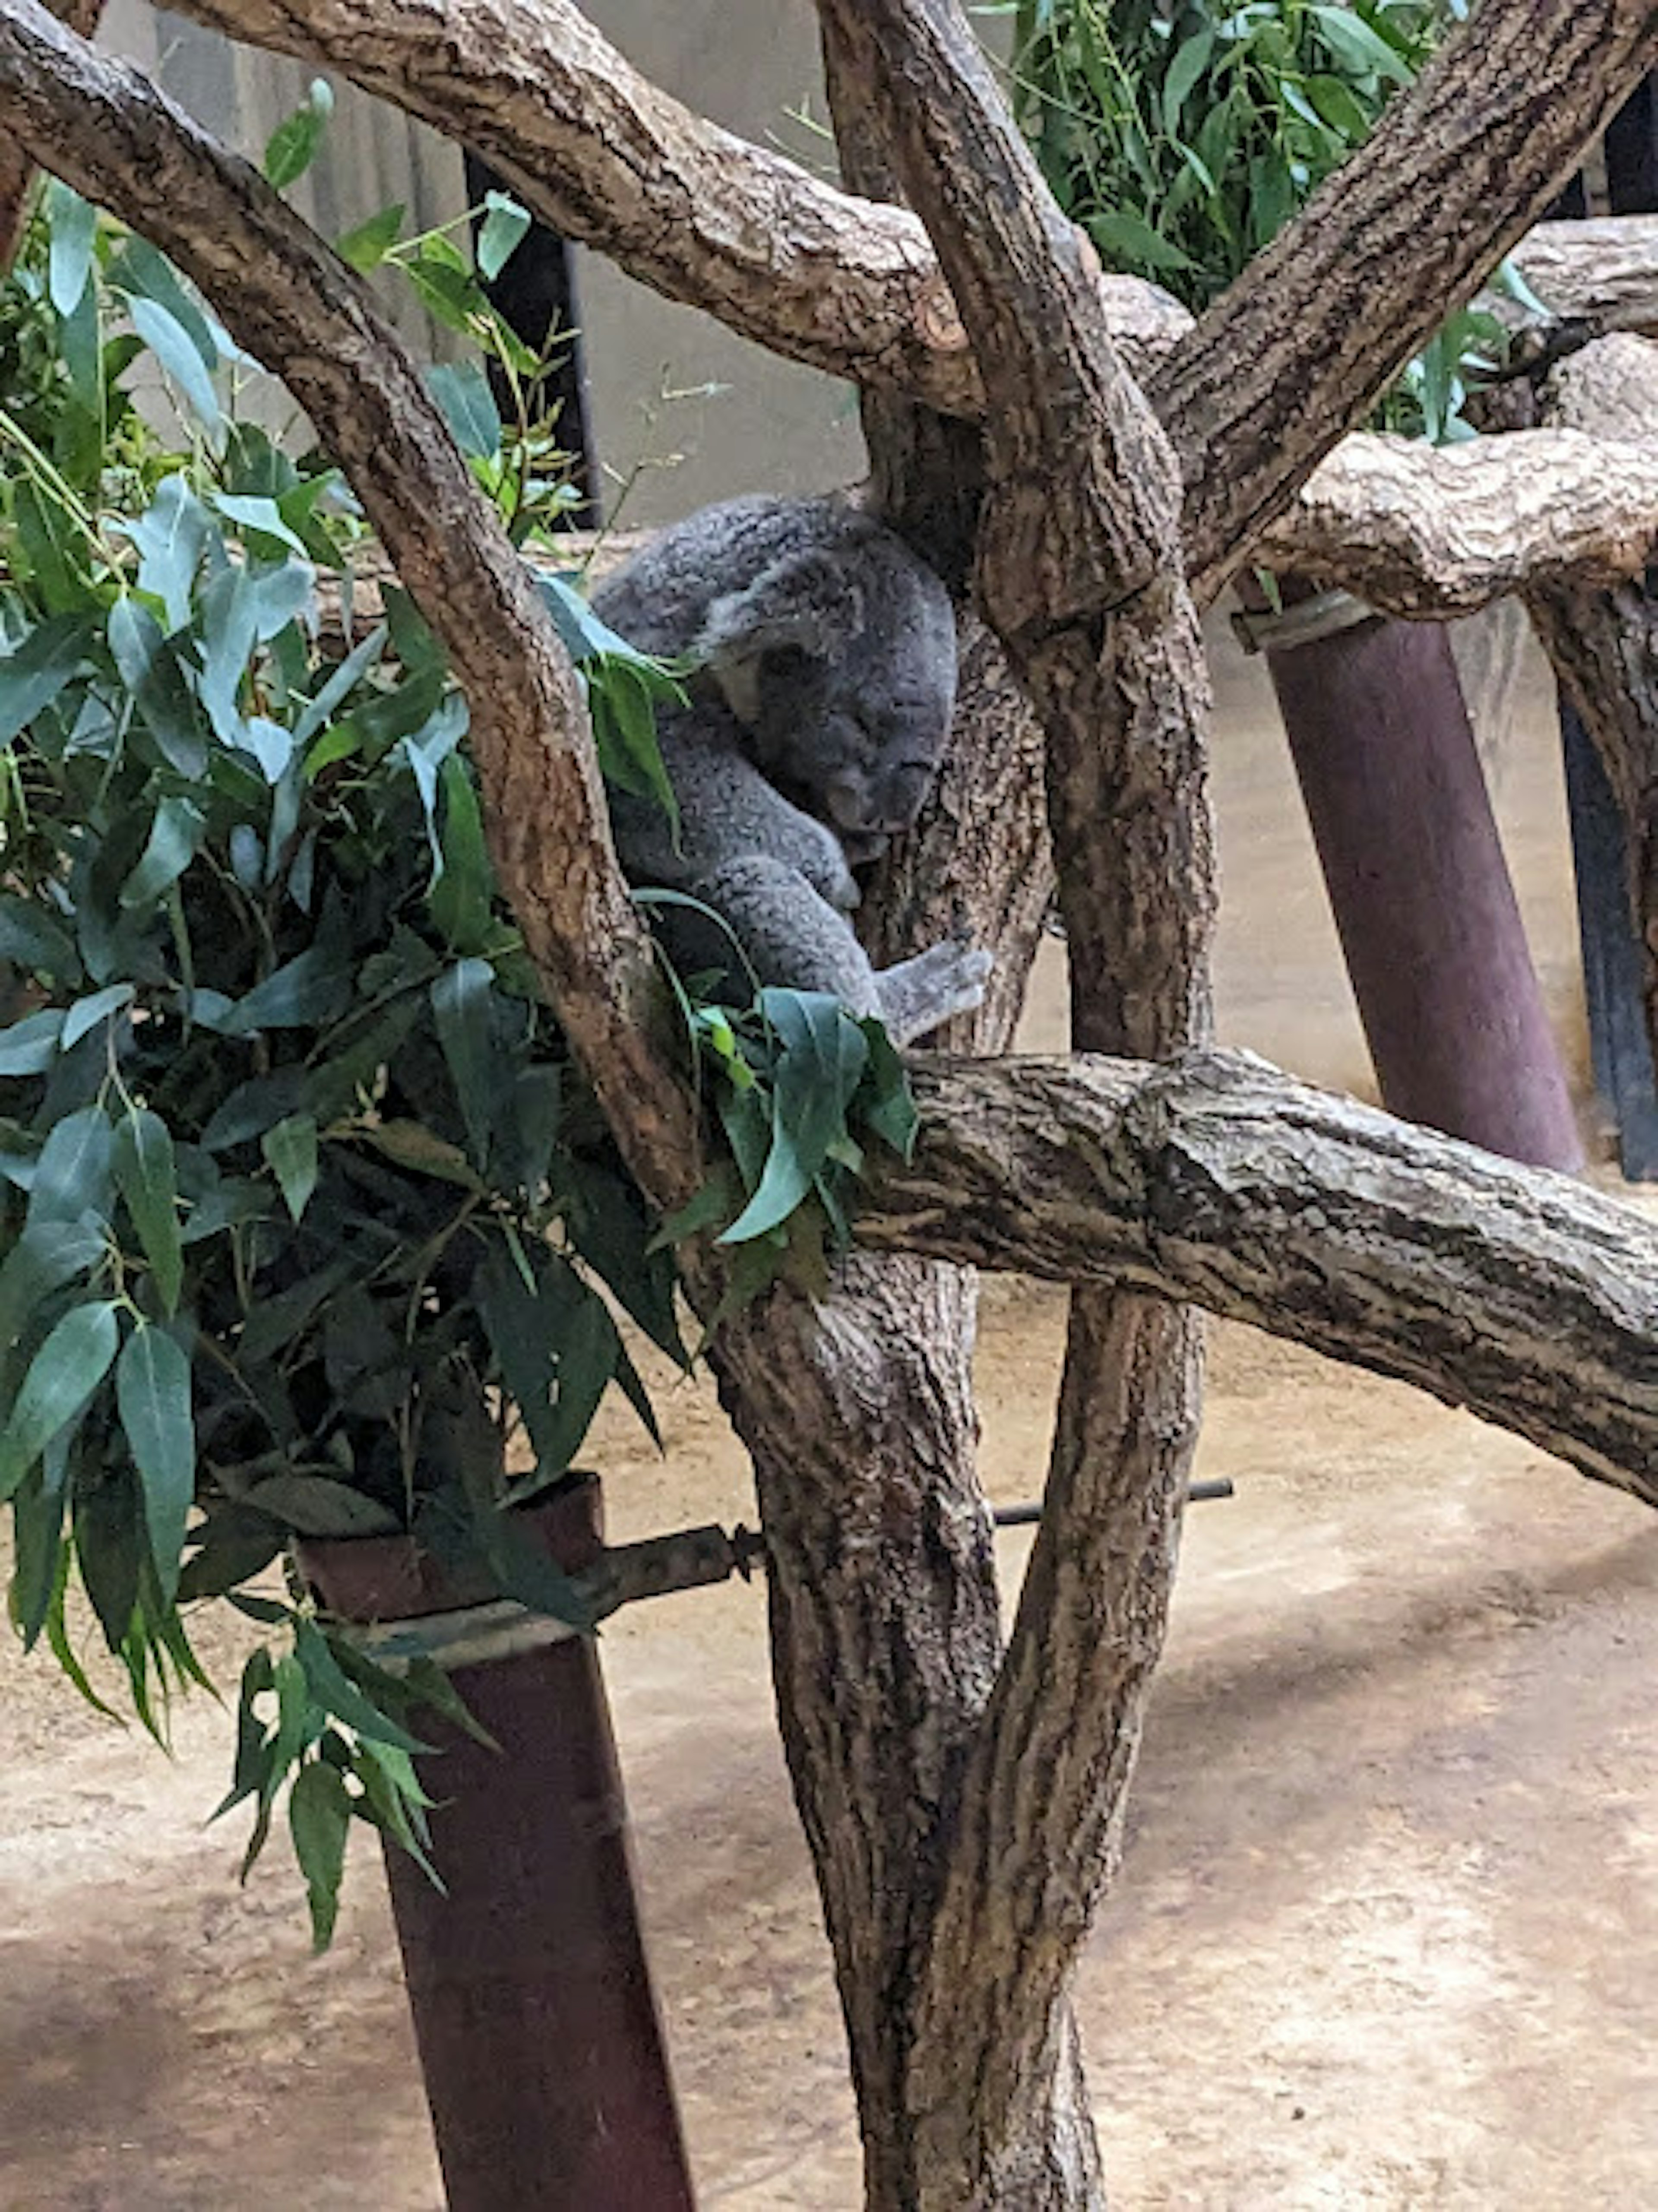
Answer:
[0,1299,120,1504]
[116,1323,196,1601]
[112,1107,184,1316]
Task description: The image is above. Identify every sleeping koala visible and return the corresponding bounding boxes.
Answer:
[593,495,991,1044]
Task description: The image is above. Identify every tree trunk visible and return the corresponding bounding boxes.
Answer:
[1527,334,1658,1081]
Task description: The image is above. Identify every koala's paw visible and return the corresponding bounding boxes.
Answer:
[877,938,994,1046]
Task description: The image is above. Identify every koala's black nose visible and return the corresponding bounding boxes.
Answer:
[878,760,937,830]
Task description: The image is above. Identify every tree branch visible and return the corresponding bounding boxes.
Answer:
[858,1051,1658,1510]
[817,3,1212,2198]
[0,0,98,266]
[1263,424,1658,618]
[137,0,1658,620]
[1157,0,1658,605]
[155,0,1188,415]
[0,0,699,1209]
[1511,213,1658,341]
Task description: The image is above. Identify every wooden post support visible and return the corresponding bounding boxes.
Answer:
[1253,589,1584,1171]
[301,1478,696,2212]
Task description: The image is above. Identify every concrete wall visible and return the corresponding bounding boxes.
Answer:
[573,0,864,525]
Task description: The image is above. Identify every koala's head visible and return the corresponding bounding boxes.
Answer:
[694,516,957,847]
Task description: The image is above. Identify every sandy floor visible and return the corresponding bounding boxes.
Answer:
[6,619,1656,2209]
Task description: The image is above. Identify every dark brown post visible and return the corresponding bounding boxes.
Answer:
[302,1478,696,2212]
[1253,587,1583,1170]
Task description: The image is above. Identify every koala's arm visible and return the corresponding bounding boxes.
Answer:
[674,857,990,1047]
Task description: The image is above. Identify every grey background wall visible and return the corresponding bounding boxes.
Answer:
[96,2,863,523]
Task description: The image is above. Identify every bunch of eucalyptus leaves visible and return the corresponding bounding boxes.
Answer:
[1005,0,1527,440]
[0,152,916,1940]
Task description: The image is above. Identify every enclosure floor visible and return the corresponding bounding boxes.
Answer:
[7,621,1653,2209]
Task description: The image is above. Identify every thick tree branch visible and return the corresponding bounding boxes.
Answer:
[1264,425,1658,619]
[130,0,1658,619]
[1511,213,1658,341]
[820,3,1213,2200]
[0,0,698,1210]
[1159,0,1658,605]
[857,1051,1658,1511]
[0,0,98,266]
[155,0,1187,414]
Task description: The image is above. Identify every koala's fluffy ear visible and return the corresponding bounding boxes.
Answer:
[696,548,866,681]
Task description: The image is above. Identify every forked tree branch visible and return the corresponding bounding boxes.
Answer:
[1161,0,1658,603]
[0,0,699,1210]
[136,0,1658,619]
[817,3,1214,2196]
[861,1052,1658,1509]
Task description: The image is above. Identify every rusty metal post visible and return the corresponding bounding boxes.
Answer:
[302,1477,696,2212]
[1248,587,1583,1170]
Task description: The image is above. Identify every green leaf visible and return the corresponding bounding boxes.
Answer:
[1161,31,1215,130]
[429,755,494,952]
[261,1113,319,1223]
[0,898,80,984]
[427,361,502,462]
[127,297,223,434]
[430,957,497,1168]
[118,796,208,911]
[61,983,136,1051]
[857,1015,920,1161]
[46,180,98,316]
[289,1758,352,1950]
[0,1006,67,1077]
[113,1108,184,1316]
[209,493,310,558]
[0,1300,120,1504]
[720,994,869,1245]
[0,615,93,745]
[115,1323,195,1602]
[1085,210,1194,276]
[293,620,387,747]
[244,1473,399,1538]
[1309,6,1414,82]
[505,1282,619,1502]
[293,1618,427,1748]
[336,203,405,273]
[28,1106,114,1229]
[358,1120,482,1190]
[108,598,209,777]
[264,79,335,190]
[0,1219,106,1367]
[114,478,215,634]
[477,190,532,282]
[222,944,353,1034]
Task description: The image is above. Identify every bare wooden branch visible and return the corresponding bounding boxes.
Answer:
[1511,213,1658,340]
[1157,0,1658,606]
[0,0,99,266]
[859,1051,1658,1510]
[155,0,1187,414]
[818,2,1213,2199]
[131,0,1658,622]
[0,0,699,1208]
[1264,425,1658,619]
[1526,334,1658,1084]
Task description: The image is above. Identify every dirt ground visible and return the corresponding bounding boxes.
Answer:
[7,621,1658,2209]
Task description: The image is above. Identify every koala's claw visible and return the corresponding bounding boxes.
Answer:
[877,938,994,1046]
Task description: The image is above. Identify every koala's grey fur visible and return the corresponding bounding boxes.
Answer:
[593,494,991,1044]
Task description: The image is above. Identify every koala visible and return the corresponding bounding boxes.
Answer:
[592,494,991,1045]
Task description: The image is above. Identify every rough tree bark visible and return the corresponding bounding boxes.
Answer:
[1528,332,1658,1081]
[0,0,97,263]
[152,0,1658,619]
[7,2,1658,2207]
